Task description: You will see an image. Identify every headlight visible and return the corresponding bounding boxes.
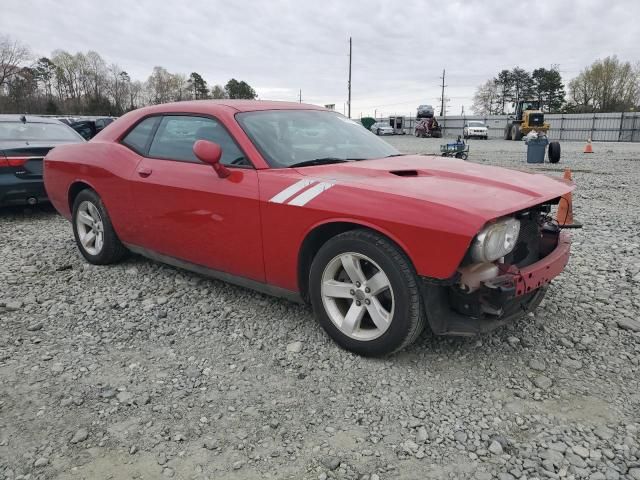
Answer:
[470,217,521,262]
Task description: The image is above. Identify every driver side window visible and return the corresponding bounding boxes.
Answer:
[148,115,250,166]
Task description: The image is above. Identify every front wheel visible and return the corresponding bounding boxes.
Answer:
[309,230,426,356]
[511,125,522,141]
[72,189,127,264]
[504,125,512,140]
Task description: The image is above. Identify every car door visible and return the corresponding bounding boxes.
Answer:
[127,114,265,282]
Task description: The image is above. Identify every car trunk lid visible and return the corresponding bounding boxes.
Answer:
[0,142,63,178]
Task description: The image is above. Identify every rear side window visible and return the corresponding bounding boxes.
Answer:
[121,117,159,154]
[148,115,248,166]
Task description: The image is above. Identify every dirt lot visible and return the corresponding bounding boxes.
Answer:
[1,138,639,480]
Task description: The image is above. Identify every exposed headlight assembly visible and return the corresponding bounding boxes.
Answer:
[470,217,521,262]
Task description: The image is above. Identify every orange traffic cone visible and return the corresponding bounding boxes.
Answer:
[584,138,593,153]
[556,168,581,228]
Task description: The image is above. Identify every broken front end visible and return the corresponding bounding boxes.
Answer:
[422,200,571,335]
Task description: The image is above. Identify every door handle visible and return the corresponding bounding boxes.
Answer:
[137,167,152,178]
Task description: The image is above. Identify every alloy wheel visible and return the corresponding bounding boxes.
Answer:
[321,252,394,341]
[75,200,104,255]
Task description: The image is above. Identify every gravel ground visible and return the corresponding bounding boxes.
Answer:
[1,138,639,480]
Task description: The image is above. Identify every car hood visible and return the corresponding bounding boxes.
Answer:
[295,155,573,222]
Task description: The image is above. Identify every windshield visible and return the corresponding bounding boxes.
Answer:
[468,121,485,127]
[236,110,399,168]
[0,121,82,142]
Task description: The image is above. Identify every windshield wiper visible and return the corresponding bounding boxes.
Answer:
[289,157,357,168]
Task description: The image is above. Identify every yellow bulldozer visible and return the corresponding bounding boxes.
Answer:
[504,100,550,141]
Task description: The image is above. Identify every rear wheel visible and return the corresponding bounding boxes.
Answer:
[72,189,127,265]
[309,229,425,356]
[504,124,512,140]
[548,141,561,163]
[376,129,381,136]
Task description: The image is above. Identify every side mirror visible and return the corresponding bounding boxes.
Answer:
[193,140,230,178]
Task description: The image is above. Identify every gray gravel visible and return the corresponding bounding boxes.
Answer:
[1,138,639,479]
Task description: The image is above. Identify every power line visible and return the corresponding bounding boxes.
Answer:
[439,69,447,117]
[347,37,352,119]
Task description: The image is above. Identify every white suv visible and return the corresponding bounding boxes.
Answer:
[463,121,488,140]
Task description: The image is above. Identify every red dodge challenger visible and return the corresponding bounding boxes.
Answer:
[44,101,572,356]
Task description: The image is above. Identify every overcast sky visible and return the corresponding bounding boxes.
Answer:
[2,0,638,117]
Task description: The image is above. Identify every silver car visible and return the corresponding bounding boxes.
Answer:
[370,122,394,136]
[417,104,435,119]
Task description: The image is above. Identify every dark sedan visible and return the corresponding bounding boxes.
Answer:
[0,115,85,207]
[70,117,116,140]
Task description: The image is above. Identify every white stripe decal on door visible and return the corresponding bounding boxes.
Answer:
[287,182,334,206]
[269,179,315,204]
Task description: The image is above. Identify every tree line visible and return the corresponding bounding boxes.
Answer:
[472,57,640,115]
[0,35,257,116]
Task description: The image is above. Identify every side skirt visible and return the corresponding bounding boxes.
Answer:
[124,244,304,304]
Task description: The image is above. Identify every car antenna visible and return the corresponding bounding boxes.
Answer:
[20,114,27,123]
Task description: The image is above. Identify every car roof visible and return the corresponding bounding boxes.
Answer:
[0,114,64,124]
[137,100,328,115]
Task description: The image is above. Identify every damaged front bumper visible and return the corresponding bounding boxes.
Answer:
[486,231,571,298]
[421,231,571,336]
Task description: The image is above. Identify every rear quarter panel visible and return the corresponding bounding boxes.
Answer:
[44,141,142,241]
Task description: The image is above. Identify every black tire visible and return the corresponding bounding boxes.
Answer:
[548,141,561,163]
[511,125,523,141]
[484,136,488,140]
[72,189,127,265]
[376,129,381,136]
[309,229,426,357]
[504,124,511,140]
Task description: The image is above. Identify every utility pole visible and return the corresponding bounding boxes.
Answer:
[439,69,447,117]
[347,37,352,118]
[299,89,302,103]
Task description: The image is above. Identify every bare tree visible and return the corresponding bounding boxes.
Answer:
[106,66,129,114]
[1,37,261,114]
[211,84,227,99]
[472,80,499,115]
[568,56,640,112]
[0,35,30,89]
